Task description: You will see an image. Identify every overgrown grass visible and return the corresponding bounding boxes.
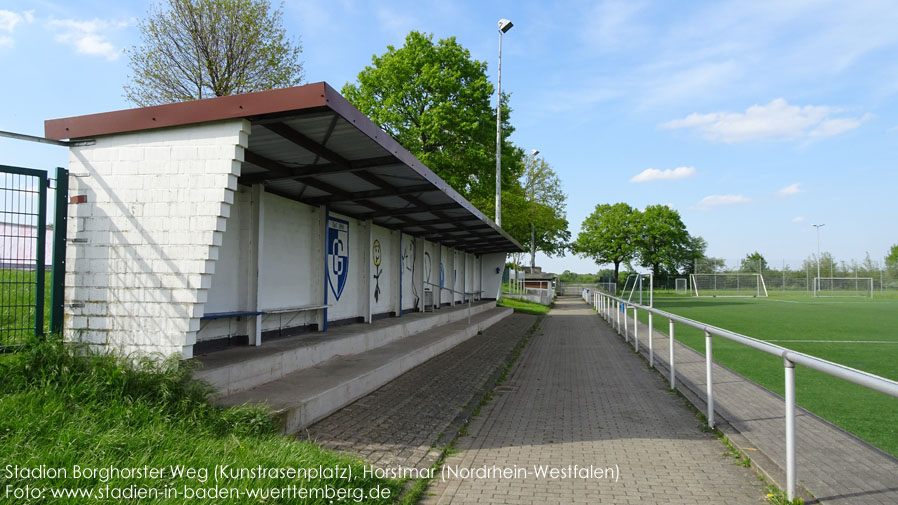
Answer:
[498,297,551,315]
[639,296,898,457]
[0,336,402,503]
[0,268,53,348]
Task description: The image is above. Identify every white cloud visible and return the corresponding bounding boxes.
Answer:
[49,18,126,61]
[630,166,696,183]
[778,183,802,196]
[661,98,869,142]
[692,194,751,210]
[0,9,34,48]
[792,216,805,223]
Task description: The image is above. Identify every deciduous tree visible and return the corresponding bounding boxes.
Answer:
[521,153,569,267]
[342,31,522,208]
[635,205,690,280]
[572,203,640,284]
[125,0,303,106]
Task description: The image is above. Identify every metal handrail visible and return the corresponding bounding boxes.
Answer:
[583,288,898,501]
[424,281,482,324]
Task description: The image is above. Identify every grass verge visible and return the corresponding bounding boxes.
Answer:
[0,336,401,504]
[497,297,551,316]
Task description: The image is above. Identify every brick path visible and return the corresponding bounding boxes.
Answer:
[613,300,898,505]
[302,313,537,469]
[422,297,766,504]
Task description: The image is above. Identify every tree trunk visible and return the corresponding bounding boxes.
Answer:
[613,260,621,289]
[530,222,536,269]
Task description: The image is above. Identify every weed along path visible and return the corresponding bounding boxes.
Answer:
[421,297,766,505]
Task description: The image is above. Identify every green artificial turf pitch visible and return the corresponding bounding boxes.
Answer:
[640,295,898,457]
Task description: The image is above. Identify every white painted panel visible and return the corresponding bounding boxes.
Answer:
[370,225,393,315]
[400,233,418,311]
[481,252,507,299]
[258,192,316,310]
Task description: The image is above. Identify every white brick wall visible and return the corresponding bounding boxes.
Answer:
[64,120,251,359]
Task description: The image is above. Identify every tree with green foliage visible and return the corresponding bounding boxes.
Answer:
[521,153,569,268]
[125,0,303,106]
[635,204,690,280]
[677,234,709,274]
[572,203,640,284]
[886,244,898,274]
[740,251,768,273]
[342,31,522,210]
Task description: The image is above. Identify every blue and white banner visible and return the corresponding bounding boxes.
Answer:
[327,217,349,301]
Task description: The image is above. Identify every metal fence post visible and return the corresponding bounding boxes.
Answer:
[784,357,796,501]
[705,330,714,428]
[34,174,48,337]
[669,318,675,389]
[633,307,639,352]
[50,167,68,334]
[648,311,654,367]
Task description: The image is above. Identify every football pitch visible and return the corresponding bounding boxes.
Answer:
[639,294,898,458]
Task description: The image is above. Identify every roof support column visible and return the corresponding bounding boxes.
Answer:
[417,237,425,312]
[365,219,372,323]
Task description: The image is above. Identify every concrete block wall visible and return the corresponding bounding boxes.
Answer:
[64,120,251,359]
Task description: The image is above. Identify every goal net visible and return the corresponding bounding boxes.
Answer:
[622,273,653,306]
[689,273,768,297]
[814,277,873,298]
[675,278,688,295]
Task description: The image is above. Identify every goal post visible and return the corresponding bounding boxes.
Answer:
[675,278,688,295]
[814,277,874,298]
[689,273,769,298]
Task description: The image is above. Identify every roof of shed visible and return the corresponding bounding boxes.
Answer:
[45,82,522,254]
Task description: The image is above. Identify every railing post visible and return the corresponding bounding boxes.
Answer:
[705,330,714,428]
[633,307,639,352]
[623,304,629,342]
[784,357,796,502]
[648,311,654,367]
[617,300,621,335]
[669,318,675,389]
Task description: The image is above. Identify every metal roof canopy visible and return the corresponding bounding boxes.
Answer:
[45,82,522,254]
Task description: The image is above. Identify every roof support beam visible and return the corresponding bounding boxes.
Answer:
[241,150,398,184]
[304,183,436,205]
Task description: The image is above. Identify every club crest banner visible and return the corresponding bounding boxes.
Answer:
[327,217,349,301]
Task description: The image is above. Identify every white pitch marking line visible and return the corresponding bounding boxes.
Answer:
[766,340,898,344]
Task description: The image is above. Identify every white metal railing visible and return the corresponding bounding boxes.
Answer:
[424,281,481,324]
[583,288,898,501]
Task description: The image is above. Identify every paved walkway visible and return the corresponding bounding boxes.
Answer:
[302,313,537,469]
[601,297,898,505]
[423,297,766,504]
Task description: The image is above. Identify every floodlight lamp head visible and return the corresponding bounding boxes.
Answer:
[531,149,540,156]
[498,19,513,33]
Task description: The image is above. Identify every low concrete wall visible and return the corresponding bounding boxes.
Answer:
[503,292,553,306]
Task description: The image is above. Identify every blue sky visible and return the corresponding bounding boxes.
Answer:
[2,0,897,274]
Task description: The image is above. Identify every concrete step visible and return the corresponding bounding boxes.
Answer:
[195,301,495,396]
[215,306,513,433]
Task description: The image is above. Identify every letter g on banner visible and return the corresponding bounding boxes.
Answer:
[327,217,350,300]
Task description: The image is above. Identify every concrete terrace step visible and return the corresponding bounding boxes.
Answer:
[194,301,496,396]
[216,305,513,433]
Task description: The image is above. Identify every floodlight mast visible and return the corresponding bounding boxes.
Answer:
[812,223,825,293]
[495,18,513,227]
